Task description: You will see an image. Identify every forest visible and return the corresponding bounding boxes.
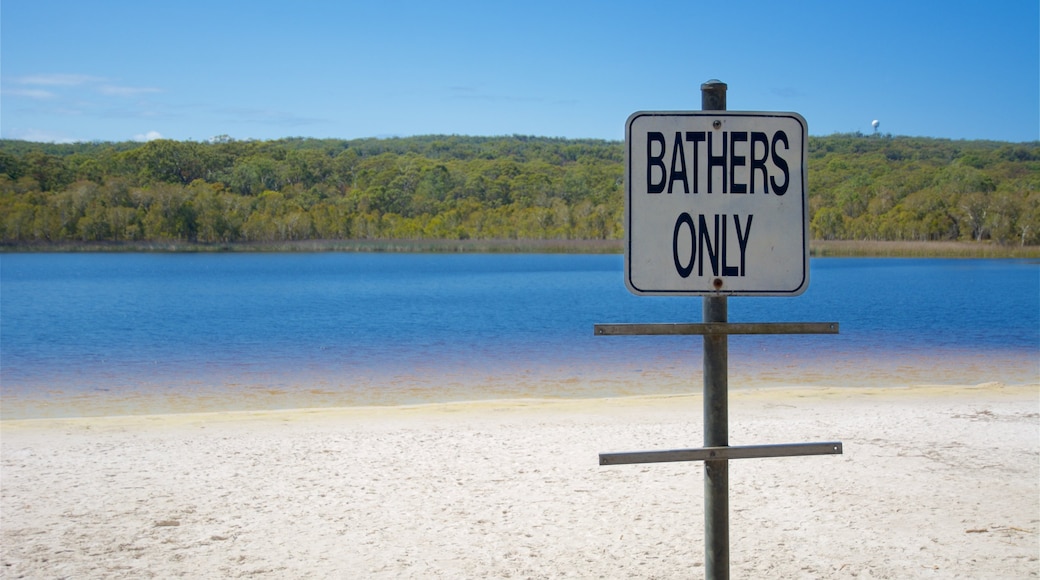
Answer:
[1,133,1038,250]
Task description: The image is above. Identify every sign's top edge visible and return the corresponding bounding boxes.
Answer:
[626,110,807,127]
[627,110,805,117]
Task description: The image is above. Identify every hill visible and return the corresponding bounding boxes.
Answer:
[1,134,1037,251]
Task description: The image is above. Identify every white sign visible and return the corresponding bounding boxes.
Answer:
[625,111,809,296]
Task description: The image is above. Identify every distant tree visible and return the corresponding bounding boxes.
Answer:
[121,140,213,185]
[0,133,1037,247]
[959,192,990,241]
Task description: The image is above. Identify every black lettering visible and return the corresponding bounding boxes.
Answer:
[729,132,748,194]
[667,132,688,193]
[707,132,727,194]
[749,132,769,194]
[673,213,753,279]
[647,132,666,194]
[770,131,790,196]
[684,131,706,193]
[721,215,739,276]
[698,214,719,276]
[735,214,753,275]
[673,212,695,278]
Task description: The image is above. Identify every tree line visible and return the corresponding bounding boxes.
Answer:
[1,133,1037,247]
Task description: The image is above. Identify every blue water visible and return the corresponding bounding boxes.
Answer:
[1,254,1037,418]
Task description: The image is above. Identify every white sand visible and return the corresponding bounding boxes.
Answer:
[2,383,1037,579]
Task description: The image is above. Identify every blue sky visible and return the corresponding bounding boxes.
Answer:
[2,1,1037,143]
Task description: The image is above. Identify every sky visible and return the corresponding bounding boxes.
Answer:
[2,1,1038,144]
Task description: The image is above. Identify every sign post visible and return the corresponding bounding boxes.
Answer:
[598,80,842,580]
[702,79,731,580]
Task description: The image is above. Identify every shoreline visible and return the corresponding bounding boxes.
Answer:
[3,238,1039,258]
[3,381,1037,578]
[4,378,1038,423]
[3,380,1033,428]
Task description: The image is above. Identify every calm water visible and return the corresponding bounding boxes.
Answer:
[1,253,1037,418]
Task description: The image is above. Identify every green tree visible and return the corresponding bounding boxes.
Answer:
[122,140,213,185]
[810,206,846,240]
[23,151,71,192]
[138,183,196,240]
[958,192,990,241]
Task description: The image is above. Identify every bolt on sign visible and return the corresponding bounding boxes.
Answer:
[625,111,809,296]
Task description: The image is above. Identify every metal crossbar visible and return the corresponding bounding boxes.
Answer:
[600,442,843,466]
[594,322,839,336]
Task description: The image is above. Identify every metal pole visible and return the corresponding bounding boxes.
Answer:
[700,78,729,580]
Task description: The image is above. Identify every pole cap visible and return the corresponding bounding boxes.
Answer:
[700,80,727,111]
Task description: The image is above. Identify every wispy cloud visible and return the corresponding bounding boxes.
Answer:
[6,73,162,99]
[14,73,105,87]
[5,72,322,140]
[99,84,163,97]
[216,106,325,127]
[2,73,172,142]
[2,88,56,99]
[3,128,78,143]
[132,130,164,142]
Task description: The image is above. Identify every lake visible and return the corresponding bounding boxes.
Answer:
[1,253,1037,418]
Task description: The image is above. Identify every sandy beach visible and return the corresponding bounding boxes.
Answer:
[2,383,1037,579]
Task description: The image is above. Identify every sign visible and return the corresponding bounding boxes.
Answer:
[625,111,809,296]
